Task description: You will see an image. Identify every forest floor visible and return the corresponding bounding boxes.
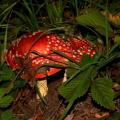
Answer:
[11,70,120,120]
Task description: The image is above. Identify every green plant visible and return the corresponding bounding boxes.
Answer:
[0,63,26,108]
[0,110,19,120]
[0,0,120,119]
[45,0,65,25]
[57,3,120,120]
[0,63,26,119]
[0,0,45,42]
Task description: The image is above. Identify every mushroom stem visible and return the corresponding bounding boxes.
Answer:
[63,69,67,82]
[36,79,48,99]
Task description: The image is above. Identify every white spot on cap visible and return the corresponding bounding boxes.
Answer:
[12,55,15,59]
[16,53,19,57]
[88,49,91,52]
[44,51,48,54]
[47,36,50,39]
[24,52,27,56]
[46,48,50,51]
[55,43,58,47]
[9,50,12,55]
[56,40,60,43]
[63,44,66,47]
[18,54,23,57]
[58,46,62,50]
[73,55,76,58]
[79,52,83,55]
[46,60,49,63]
[92,51,96,55]
[33,32,38,35]
[48,42,52,45]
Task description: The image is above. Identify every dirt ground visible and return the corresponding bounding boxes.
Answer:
[11,70,120,120]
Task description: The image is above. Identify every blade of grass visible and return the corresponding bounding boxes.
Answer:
[53,50,79,64]
[0,2,16,16]
[58,100,74,120]
[4,24,8,51]
[45,0,64,24]
[75,0,78,16]
[98,52,120,69]
[34,3,45,15]
[0,2,16,24]
[1,24,8,64]
[22,0,33,16]
[21,0,39,30]
[105,0,109,56]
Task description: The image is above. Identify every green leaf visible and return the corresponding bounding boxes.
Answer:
[91,77,115,110]
[79,54,93,66]
[58,66,95,120]
[0,64,15,81]
[0,2,16,17]
[0,82,14,98]
[114,35,120,44]
[13,79,26,89]
[0,110,19,120]
[4,82,14,94]
[66,62,80,78]
[76,8,112,36]
[0,95,14,108]
[59,54,99,101]
[59,67,93,101]
[0,88,5,98]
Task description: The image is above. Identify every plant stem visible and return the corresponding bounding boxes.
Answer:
[98,53,120,69]
[75,0,78,16]
[1,24,8,64]
[58,100,74,120]
[105,0,109,56]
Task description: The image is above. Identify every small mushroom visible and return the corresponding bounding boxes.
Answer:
[5,31,96,97]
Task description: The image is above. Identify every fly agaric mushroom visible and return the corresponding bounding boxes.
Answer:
[5,31,96,97]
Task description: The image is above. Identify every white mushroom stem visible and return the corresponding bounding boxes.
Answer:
[36,79,48,99]
[63,69,67,82]
[36,69,67,99]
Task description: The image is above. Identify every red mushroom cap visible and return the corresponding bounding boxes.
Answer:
[6,32,72,78]
[5,32,96,79]
[68,37,96,61]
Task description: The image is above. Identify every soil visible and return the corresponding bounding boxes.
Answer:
[11,70,120,120]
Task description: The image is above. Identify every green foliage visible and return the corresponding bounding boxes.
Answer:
[58,52,120,119]
[0,1,17,24]
[59,55,98,101]
[0,110,19,120]
[91,77,115,110]
[0,64,15,81]
[0,95,14,108]
[114,35,120,44]
[45,0,64,25]
[59,67,92,101]
[0,0,45,43]
[58,55,99,119]
[0,24,8,64]
[76,8,112,36]
[0,0,120,119]
[58,66,94,120]
[0,63,26,108]
[14,0,43,31]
